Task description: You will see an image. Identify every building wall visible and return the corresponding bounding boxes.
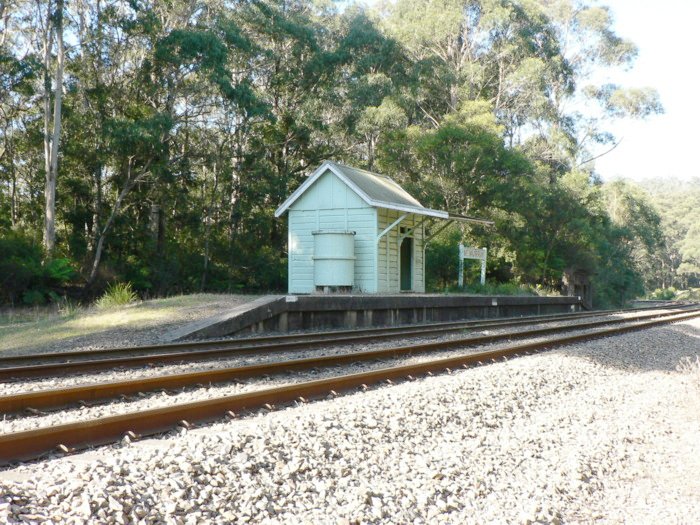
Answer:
[377,209,425,293]
[287,170,377,293]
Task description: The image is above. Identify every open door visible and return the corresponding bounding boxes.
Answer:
[400,237,413,291]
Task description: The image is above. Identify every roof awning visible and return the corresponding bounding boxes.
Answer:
[274,161,494,227]
[446,213,495,226]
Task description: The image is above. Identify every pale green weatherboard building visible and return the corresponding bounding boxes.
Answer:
[275,161,486,294]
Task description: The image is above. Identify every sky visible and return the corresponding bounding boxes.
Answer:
[355,0,698,182]
[592,0,700,182]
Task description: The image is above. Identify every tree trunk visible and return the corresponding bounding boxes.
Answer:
[42,10,52,229]
[0,0,9,46]
[88,159,151,285]
[43,0,65,254]
[201,164,219,291]
[366,135,375,170]
[89,163,102,252]
[10,151,16,227]
[87,0,105,255]
[149,203,164,255]
[88,186,130,286]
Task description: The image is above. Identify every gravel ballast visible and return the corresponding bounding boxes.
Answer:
[1,317,699,523]
[0,314,687,434]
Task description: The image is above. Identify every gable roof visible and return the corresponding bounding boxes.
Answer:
[274,161,449,219]
[330,162,424,209]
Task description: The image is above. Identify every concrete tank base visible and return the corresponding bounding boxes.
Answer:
[172,294,585,341]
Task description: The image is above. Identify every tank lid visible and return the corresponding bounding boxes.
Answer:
[311,230,356,235]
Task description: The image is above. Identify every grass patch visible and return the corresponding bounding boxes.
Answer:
[0,293,256,354]
[0,307,171,353]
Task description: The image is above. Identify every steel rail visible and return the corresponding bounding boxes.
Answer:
[0,307,695,414]
[1,305,695,381]
[0,310,611,367]
[0,308,697,465]
[2,307,699,416]
[1,303,690,370]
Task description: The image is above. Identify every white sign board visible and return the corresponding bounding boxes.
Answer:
[458,244,487,286]
[460,246,487,260]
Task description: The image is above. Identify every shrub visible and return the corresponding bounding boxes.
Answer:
[22,290,46,306]
[450,281,538,296]
[0,233,43,304]
[676,288,700,301]
[647,287,677,300]
[0,232,77,305]
[95,282,139,309]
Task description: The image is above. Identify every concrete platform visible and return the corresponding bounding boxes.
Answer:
[170,294,584,341]
[166,295,285,341]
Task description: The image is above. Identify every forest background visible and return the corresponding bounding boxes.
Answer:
[1,0,699,308]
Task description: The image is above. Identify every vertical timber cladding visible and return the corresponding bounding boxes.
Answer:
[287,169,377,293]
[377,209,425,293]
[277,161,493,295]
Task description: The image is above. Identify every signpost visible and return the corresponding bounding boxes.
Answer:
[458,244,487,286]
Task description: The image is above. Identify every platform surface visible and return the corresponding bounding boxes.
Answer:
[168,293,583,340]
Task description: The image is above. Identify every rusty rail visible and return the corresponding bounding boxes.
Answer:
[1,307,698,414]
[3,303,690,368]
[0,308,698,465]
[1,304,695,380]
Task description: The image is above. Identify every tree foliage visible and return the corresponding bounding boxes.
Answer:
[0,0,679,307]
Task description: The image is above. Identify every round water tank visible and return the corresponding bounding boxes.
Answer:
[312,230,356,287]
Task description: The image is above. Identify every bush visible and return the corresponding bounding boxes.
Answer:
[451,281,538,296]
[676,288,700,301]
[57,297,80,316]
[647,287,677,300]
[425,230,462,291]
[22,290,46,306]
[0,232,77,305]
[95,282,139,309]
[0,233,43,304]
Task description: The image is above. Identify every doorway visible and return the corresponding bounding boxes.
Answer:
[400,237,413,291]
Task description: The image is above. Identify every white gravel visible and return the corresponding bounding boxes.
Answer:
[0,317,698,523]
[1,308,680,394]
[0,311,695,434]
[0,313,687,434]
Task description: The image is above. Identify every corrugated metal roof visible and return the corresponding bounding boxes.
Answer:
[275,160,493,225]
[325,161,424,209]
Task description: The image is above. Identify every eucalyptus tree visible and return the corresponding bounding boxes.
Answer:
[43,0,64,254]
[338,12,414,169]
[79,0,264,286]
[643,179,700,289]
[9,0,68,253]
[379,0,568,133]
[0,43,38,229]
[0,1,51,237]
[527,1,663,169]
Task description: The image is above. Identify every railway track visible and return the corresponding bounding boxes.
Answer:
[0,306,698,465]
[0,303,692,380]
[1,306,697,413]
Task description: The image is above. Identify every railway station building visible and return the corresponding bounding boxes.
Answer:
[275,161,489,294]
